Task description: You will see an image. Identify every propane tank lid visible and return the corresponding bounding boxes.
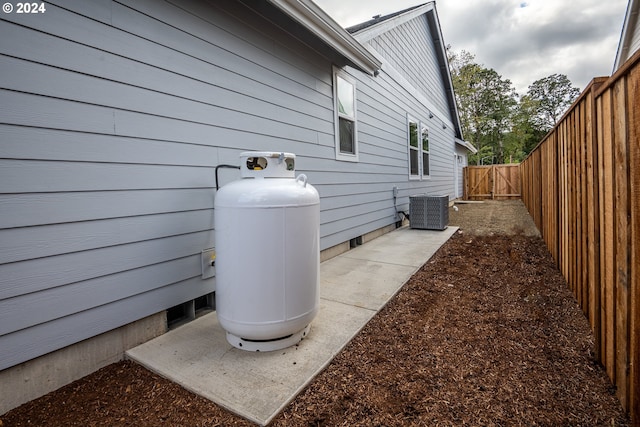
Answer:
[240,152,295,178]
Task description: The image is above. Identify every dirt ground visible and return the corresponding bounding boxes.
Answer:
[1,200,630,426]
[449,199,540,237]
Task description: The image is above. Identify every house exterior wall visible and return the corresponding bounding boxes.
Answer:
[0,0,462,372]
[352,11,463,205]
[615,0,640,70]
[0,0,332,372]
[318,62,459,249]
[455,145,470,199]
[629,24,640,61]
[366,14,450,116]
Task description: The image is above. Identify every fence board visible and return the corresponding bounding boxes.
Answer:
[547,135,558,261]
[601,87,617,382]
[521,52,639,423]
[585,83,600,340]
[579,102,589,314]
[628,61,640,425]
[613,76,630,409]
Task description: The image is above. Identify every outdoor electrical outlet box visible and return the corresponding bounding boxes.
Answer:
[201,248,216,279]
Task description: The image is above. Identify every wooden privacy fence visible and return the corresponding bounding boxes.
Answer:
[520,50,640,424]
[463,164,520,200]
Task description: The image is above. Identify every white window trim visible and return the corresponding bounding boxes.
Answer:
[333,67,359,162]
[407,114,431,180]
[407,115,420,180]
[421,122,431,179]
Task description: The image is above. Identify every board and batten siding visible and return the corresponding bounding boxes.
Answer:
[0,0,460,371]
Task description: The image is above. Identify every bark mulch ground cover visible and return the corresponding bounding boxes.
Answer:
[1,201,630,426]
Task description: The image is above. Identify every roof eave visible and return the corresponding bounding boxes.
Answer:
[267,0,382,75]
[456,138,477,154]
[350,3,433,42]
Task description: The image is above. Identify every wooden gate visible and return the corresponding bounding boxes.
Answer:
[463,164,521,200]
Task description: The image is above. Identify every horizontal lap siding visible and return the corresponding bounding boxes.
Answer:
[629,23,640,62]
[365,13,458,194]
[0,0,335,370]
[319,60,459,247]
[0,209,214,269]
[368,15,449,115]
[0,0,461,370]
[309,115,410,248]
[314,11,462,247]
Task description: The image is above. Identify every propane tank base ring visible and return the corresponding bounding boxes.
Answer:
[226,324,311,352]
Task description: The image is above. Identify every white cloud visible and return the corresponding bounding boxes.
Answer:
[314,0,628,95]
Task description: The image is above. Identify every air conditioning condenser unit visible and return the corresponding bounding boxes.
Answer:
[409,195,449,230]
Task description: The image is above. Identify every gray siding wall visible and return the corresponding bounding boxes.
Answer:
[367,14,450,115]
[337,66,458,216]
[0,0,458,370]
[630,21,640,61]
[343,12,460,218]
[0,0,331,370]
[455,145,470,199]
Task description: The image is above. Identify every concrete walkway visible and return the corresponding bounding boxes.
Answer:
[126,226,457,426]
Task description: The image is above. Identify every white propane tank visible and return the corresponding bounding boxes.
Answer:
[214,152,320,351]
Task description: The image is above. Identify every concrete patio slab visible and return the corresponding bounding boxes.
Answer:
[343,227,455,267]
[320,257,417,310]
[126,226,458,425]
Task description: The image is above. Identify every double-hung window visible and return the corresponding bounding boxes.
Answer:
[334,68,358,162]
[421,124,430,176]
[408,117,420,178]
[407,115,430,179]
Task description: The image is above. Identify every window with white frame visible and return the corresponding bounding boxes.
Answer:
[408,117,420,178]
[421,123,430,177]
[407,115,430,179]
[334,68,358,161]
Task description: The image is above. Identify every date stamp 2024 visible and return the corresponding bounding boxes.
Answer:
[3,2,47,14]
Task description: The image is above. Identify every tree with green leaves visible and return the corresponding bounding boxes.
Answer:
[448,47,582,163]
[508,94,548,157]
[448,48,517,164]
[525,73,580,131]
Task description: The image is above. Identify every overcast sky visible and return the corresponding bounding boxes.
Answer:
[314,0,628,95]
